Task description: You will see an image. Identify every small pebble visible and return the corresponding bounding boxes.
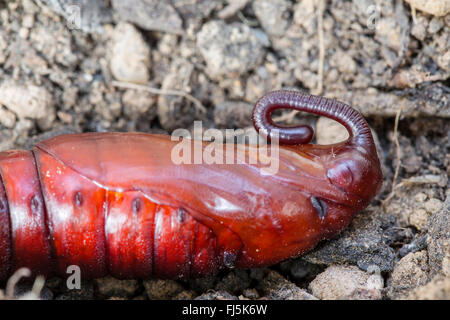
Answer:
[110,22,151,84]
[309,265,383,300]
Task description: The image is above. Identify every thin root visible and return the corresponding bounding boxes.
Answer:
[236,11,259,27]
[382,175,443,207]
[272,109,299,124]
[313,0,326,96]
[381,115,443,209]
[382,106,403,209]
[3,267,31,299]
[1,268,45,300]
[111,81,207,115]
[218,0,250,19]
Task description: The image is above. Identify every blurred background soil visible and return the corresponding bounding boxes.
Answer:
[0,0,449,300]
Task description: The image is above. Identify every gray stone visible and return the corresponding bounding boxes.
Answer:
[157,59,199,131]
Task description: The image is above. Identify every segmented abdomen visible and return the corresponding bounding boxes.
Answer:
[0,149,220,281]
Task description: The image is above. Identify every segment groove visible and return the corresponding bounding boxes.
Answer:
[0,174,12,281]
[31,149,56,278]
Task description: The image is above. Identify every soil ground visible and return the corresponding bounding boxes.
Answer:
[0,0,449,300]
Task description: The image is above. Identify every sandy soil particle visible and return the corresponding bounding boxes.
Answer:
[309,265,383,300]
[387,250,431,299]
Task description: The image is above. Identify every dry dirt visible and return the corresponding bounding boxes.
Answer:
[0,0,449,300]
